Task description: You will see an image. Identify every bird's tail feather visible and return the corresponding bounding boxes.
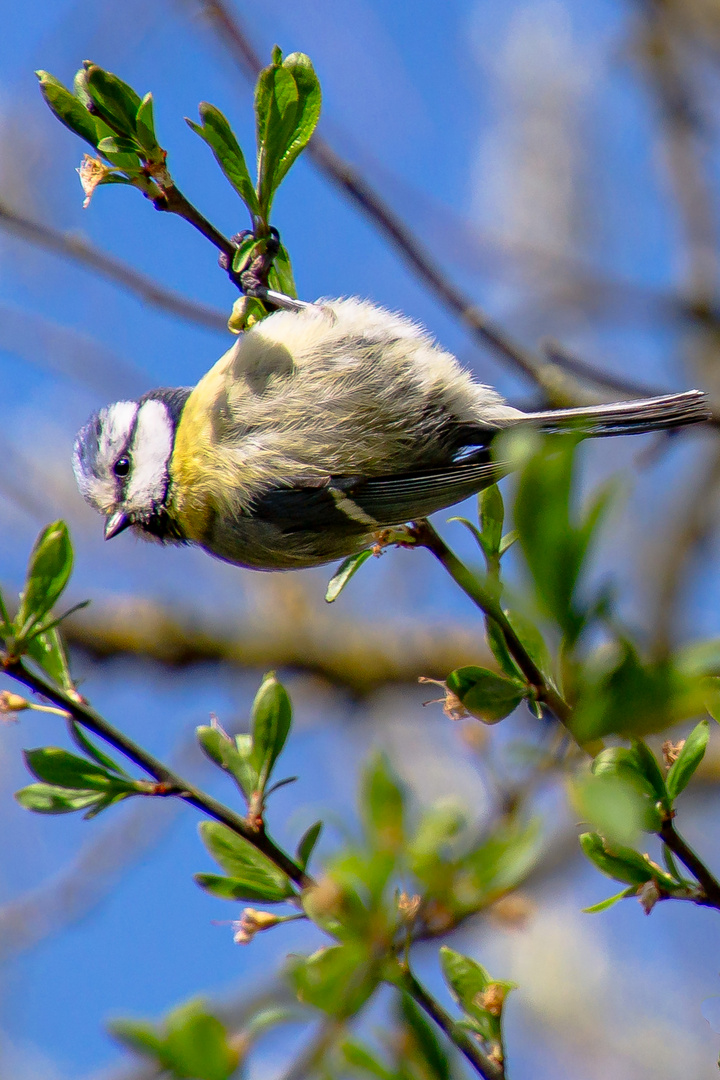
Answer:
[515,390,710,437]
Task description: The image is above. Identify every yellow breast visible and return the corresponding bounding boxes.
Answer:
[169,348,237,544]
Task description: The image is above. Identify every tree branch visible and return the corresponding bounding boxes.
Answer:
[194,0,720,422]
[1,655,312,890]
[410,520,573,728]
[397,965,504,1080]
[0,198,228,332]
[659,816,720,908]
[61,596,494,694]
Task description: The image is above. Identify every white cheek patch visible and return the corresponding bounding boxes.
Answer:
[126,399,174,508]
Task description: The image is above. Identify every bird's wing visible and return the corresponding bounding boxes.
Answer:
[251,453,506,533]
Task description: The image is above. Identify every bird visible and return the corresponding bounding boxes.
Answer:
[73,297,711,571]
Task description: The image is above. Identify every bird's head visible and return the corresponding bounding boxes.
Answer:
[72,388,191,542]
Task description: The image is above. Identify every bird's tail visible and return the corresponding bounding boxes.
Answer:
[515,390,710,437]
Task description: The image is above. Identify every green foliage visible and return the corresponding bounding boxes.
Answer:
[250,672,292,788]
[296,820,323,869]
[110,999,239,1080]
[440,946,515,1050]
[666,720,710,801]
[360,752,405,855]
[1,522,83,688]
[37,62,162,182]
[36,70,100,147]
[573,743,669,843]
[16,745,139,819]
[514,435,612,643]
[16,521,73,641]
[582,886,636,914]
[325,549,374,602]
[196,821,296,903]
[186,102,260,216]
[255,49,322,218]
[288,942,380,1019]
[579,832,677,892]
[446,665,526,723]
[23,626,75,692]
[38,55,318,309]
[196,672,294,805]
[572,641,707,742]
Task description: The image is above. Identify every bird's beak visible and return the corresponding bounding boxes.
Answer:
[104,511,131,540]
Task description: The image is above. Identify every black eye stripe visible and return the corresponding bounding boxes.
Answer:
[114,456,131,477]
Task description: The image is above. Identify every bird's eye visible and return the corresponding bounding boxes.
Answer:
[113,456,131,477]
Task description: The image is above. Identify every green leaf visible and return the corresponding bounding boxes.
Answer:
[296,820,323,870]
[630,740,668,804]
[271,52,322,189]
[255,62,299,216]
[572,772,661,845]
[197,821,295,901]
[110,1002,239,1080]
[513,436,607,642]
[24,626,74,690]
[15,783,102,814]
[187,103,260,216]
[361,752,405,854]
[164,1000,238,1080]
[484,619,521,678]
[439,947,514,1043]
[36,71,99,148]
[23,747,130,791]
[455,817,542,903]
[17,521,73,639]
[666,719,710,801]
[267,241,297,299]
[341,1040,394,1079]
[196,724,258,798]
[579,832,654,886]
[572,642,701,742]
[96,135,139,158]
[82,790,132,820]
[250,672,292,787]
[108,1018,164,1059]
[446,665,526,723]
[408,800,466,878]
[498,530,518,557]
[439,946,491,1003]
[135,92,158,154]
[83,64,142,137]
[288,942,379,1018]
[69,720,128,776]
[325,549,373,602]
[503,609,553,682]
[582,886,636,914]
[479,485,504,554]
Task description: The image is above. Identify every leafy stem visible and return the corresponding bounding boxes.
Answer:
[394,963,504,1080]
[1,654,312,890]
[411,519,572,728]
[659,815,720,908]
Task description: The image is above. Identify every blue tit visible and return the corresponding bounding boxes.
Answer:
[73,297,710,571]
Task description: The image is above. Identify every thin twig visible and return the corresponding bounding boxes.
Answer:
[0,198,228,332]
[397,966,504,1080]
[1,656,312,890]
[659,816,720,908]
[410,519,573,728]
[194,0,720,420]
